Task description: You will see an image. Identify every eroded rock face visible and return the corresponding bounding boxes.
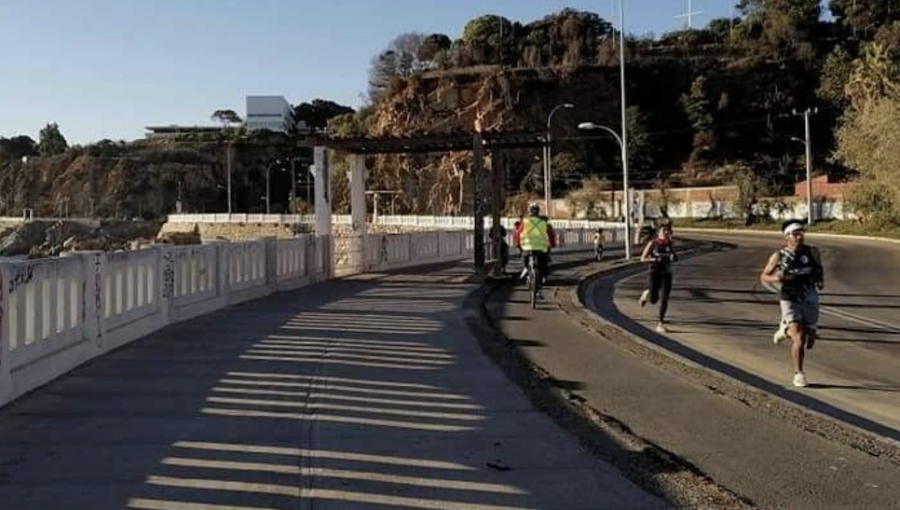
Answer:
[0,220,166,258]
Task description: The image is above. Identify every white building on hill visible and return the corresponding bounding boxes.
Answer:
[246,95,296,133]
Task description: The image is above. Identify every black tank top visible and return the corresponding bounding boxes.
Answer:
[650,239,675,273]
[776,245,821,301]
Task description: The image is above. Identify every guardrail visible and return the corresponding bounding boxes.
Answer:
[0,227,612,408]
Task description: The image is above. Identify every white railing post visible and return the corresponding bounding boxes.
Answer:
[0,263,12,405]
[157,246,175,324]
[262,237,278,294]
[72,251,107,352]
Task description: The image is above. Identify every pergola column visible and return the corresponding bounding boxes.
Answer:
[313,146,332,237]
[349,154,368,272]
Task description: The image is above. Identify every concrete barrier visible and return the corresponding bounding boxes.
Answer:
[0,227,617,408]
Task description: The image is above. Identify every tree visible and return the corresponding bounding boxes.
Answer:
[0,135,38,162]
[367,33,430,102]
[735,0,821,62]
[566,177,613,219]
[368,50,400,102]
[211,109,242,127]
[38,122,68,157]
[830,0,900,38]
[461,15,513,65]
[417,34,452,63]
[817,46,855,108]
[844,43,900,111]
[724,161,771,225]
[680,76,715,167]
[836,97,900,226]
[293,99,354,131]
[681,76,714,132]
[649,178,683,219]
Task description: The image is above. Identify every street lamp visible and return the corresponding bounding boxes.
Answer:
[265,159,282,215]
[544,103,574,217]
[579,122,632,259]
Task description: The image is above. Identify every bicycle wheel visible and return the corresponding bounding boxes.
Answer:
[530,256,540,309]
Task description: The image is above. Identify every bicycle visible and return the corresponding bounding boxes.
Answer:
[523,251,542,309]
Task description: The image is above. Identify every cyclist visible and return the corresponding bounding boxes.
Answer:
[760,220,824,388]
[639,222,678,333]
[592,227,605,260]
[514,204,556,286]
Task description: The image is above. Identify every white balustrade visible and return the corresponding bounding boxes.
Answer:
[0,225,621,409]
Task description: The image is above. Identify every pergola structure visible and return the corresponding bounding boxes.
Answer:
[308,130,547,276]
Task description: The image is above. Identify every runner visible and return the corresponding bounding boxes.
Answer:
[639,223,678,333]
[760,220,824,388]
[592,227,605,261]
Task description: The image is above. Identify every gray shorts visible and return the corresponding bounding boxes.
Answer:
[780,293,820,330]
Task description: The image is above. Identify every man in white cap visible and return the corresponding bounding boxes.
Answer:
[760,220,824,387]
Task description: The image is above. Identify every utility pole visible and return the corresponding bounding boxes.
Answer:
[793,107,818,226]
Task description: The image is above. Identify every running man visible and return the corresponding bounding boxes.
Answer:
[760,220,824,388]
[592,227,605,260]
[639,223,678,333]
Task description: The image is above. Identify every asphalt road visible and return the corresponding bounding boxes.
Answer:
[608,232,900,439]
[487,245,900,510]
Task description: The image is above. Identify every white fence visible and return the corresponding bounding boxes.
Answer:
[0,235,332,408]
[166,213,620,231]
[0,228,610,408]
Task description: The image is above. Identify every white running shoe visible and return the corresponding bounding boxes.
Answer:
[793,372,808,388]
[656,322,668,334]
[639,290,650,307]
[773,322,788,345]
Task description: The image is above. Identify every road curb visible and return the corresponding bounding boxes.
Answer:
[568,248,900,463]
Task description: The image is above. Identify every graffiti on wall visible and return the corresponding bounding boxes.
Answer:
[8,265,35,295]
[162,252,175,299]
[93,254,103,347]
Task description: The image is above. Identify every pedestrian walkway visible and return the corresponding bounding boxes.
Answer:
[0,263,667,510]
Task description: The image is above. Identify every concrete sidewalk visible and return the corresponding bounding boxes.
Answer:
[0,263,667,510]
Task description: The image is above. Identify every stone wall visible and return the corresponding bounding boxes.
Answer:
[159,222,311,241]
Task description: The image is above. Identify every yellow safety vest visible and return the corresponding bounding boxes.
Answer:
[520,217,549,252]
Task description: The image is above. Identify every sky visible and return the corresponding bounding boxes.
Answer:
[0,1,827,145]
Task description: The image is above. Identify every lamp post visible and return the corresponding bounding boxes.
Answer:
[579,122,631,259]
[264,159,282,215]
[544,103,574,217]
[617,0,632,259]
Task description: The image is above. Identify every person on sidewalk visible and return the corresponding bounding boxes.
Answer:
[760,220,824,388]
[639,222,678,333]
[515,204,556,285]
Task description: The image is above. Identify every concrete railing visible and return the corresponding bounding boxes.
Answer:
[365,231,474,273]
[0,227,612,408]
[166,213,622,231]
[0,234,333,408]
